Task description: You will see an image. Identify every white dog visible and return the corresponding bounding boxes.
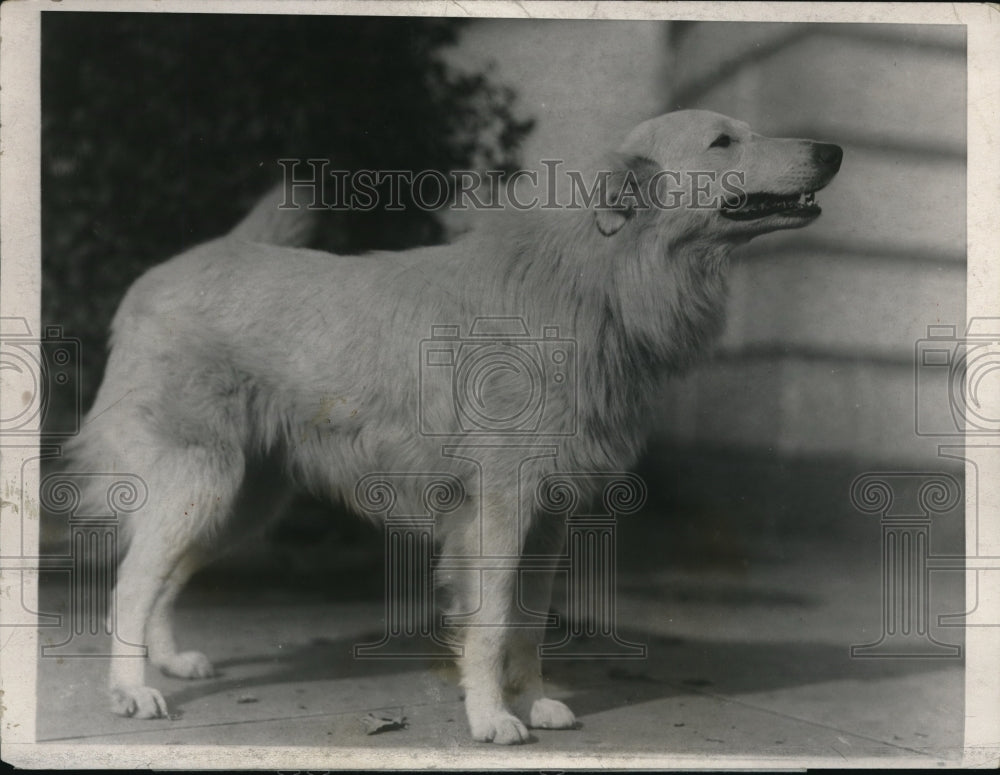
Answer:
[70,110,841,743]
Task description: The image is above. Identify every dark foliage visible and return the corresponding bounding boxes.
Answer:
[41,12,533,425]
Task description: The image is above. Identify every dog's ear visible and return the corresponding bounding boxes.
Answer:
[594,153,660,237]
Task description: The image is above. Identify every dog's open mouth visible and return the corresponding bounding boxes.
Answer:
[721,191,820,221]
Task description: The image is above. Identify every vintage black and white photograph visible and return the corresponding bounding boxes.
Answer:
[1,0,998,769]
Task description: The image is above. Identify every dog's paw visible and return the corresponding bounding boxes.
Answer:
[469,710,530,745]
[528,697,577,729]
[110,685,168,719]
[157,650,215,679]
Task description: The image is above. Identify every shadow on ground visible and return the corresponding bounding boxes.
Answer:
[156,628,959,721]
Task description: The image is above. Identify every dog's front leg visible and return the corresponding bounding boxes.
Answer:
[455,500,531,745]
[505,516,576,730]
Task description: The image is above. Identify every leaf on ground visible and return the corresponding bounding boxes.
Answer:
[361,711,408,735]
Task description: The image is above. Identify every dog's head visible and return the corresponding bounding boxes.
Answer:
[594,109,842,243]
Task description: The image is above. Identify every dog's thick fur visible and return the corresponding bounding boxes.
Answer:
[70,110,841,743]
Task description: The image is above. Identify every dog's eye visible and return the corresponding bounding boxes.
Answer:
[709,134,732,149]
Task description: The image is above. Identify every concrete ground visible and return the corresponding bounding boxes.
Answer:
[34,450,967,766]
[35,547,964,766]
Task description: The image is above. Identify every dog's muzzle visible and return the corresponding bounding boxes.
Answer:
[721,141,844,222]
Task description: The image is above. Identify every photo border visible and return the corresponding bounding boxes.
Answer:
[2,0,997,768]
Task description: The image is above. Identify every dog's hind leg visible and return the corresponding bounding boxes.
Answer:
[145,547,216,679]
[108,449,243,718]
[145,468,293,680]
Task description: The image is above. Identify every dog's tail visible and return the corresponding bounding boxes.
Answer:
[229,184,318,248]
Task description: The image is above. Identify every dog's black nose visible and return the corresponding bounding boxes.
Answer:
[814,143,843,171]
